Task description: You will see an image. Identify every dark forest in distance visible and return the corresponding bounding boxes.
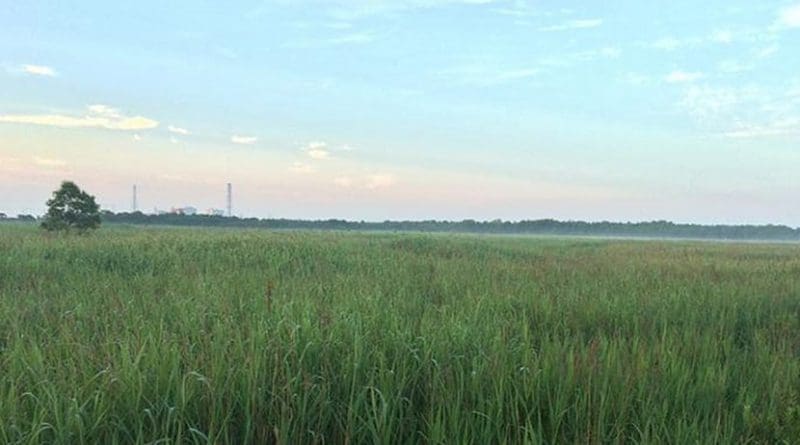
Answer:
[8,211,793,241]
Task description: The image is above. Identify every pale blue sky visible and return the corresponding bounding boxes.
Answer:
[1,1,799,224]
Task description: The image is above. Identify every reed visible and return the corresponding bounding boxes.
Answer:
[1,224,798,443]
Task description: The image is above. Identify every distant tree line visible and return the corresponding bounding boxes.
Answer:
[88,211,800,241]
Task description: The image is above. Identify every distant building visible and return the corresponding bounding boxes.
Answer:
[170,206,197,215]
[0,212,6,219]
[206,208,225,216]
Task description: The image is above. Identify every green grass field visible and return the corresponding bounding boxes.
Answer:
[1,224,799,444]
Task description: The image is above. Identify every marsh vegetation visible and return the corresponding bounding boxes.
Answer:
[1,225,799,443]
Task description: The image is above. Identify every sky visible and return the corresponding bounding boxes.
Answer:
[1,0,799,224]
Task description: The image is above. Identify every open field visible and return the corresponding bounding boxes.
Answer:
[1,224,799,444]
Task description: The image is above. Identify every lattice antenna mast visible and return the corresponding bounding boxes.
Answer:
[226,183,232,217]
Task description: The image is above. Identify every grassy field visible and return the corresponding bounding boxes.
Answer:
[1,224,799,444]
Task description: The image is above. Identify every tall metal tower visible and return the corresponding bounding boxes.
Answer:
[226,183,232,217]
[132,184,138,212]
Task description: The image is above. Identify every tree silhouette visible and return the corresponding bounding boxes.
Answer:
[41,181,101,232]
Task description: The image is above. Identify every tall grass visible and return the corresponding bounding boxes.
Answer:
[1,224,799,443]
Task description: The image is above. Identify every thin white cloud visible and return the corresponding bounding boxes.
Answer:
[679,86,754,121]
[724,117,800,138]
[539,18,602,32]
[321,0,498,20]
[647,36,699,51]
[366,174,396,189]
[0,105,158,130]
[677,83,800,140]
[308,149,330,160]
[168,125,190,135]
[231,135,257,145]
[329,32,375,45]
[87,104,119,117]
[788,84,800,99]
[302,141,332,159]
[21,64,57,77]
[286,32,377,48]
[597,47,622,58]
[777,3,800,28]
[538,46,621,68]
[290,162,316,173]
[327,22,353,30]
[444,44,618,87]
[718,60,753,74]
[492,68,540,82]
[33,156,67,167]
[756,45,779,58]
[331,173,396,189]
[710,29,733,44]
[492,1,539,18]
[665,70,704,83]
[647,25,776,52]
[623,72,651,86]
[441,65,539,86]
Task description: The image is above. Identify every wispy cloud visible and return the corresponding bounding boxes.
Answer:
[724,117,800,138]
[718,60,753,74]
[20,64,57,77]
[492,1,538,18]
[648,36,698,51]
[679,85,755,122]
[327,22,353,30]
[328,32,375,45]
[440,65,539,86]
[665,70,704,83]
[333,173,397,189]
[290,162,316,173]
[0,105,158,130]
[539,18,602,32]
[168,125,190,135]
[710,29,733,44]
[623,72,652,86]
[755,44,779,58]
[320,0,498,20]
[776,3,800,28]
[678,83,800,140]
[482,68,540,84]
[308,149,330,160]
[538,46,621,68]
[304,141,331,159]
[443,43,619,87]
[646,25,777,53]
[231,135,257,145]
[285,32,377,48]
